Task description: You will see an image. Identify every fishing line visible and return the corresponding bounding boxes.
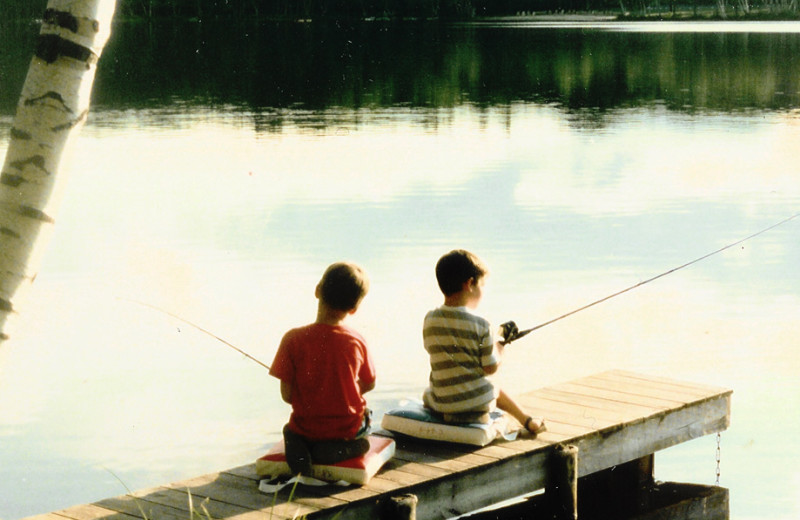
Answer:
[507,211,800,344]
[120,298,271,370]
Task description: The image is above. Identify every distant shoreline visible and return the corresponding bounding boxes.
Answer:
[10,9,800,26]
[478,10,800,22]
[477,13,619,22]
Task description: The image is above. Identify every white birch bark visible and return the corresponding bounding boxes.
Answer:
[0,0,116,341]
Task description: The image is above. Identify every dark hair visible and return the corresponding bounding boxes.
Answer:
[435,250,489,296]
[319,262,369,311]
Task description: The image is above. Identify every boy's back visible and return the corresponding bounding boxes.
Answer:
[423,305,499,415]
[271,322,373,440]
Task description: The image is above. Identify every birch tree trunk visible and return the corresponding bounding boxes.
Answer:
[0,0,116,341]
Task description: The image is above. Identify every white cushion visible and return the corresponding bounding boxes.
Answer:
[256,434,395,485]
[380,400,517,446]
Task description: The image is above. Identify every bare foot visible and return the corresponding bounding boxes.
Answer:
[524,416,546,435]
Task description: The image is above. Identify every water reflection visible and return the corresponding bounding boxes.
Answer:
[3,21,800,120]
[90,21,800,114]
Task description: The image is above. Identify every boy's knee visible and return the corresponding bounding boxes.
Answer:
[311,437,370,465]
[283,425,313,476]
[355,436,370,454]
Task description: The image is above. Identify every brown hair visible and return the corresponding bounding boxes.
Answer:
[319,262,370,311]
[435,250,488,296]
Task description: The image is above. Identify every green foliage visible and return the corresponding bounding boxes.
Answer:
[5,13,800,117]
[2,0,798,22]
[2,0,48,23]
[187,488,214,520]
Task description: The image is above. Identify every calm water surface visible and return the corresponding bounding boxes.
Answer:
[0,20,799,519]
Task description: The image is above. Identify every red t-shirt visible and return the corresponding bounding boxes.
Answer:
[269,323,376,440]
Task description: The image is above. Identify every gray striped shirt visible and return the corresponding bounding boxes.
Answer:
[423,306,499,414]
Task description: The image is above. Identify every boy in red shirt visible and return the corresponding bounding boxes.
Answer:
[270,262,376,476]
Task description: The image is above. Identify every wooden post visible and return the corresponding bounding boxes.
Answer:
[630,454,655,512]
[382,493,418,520]
[546,444,578,520]
[579,454,655,516]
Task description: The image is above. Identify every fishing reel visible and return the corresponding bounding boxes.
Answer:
[499,321,519,344]
[499,320,533,345]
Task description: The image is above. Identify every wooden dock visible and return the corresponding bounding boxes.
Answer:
[24,370,731,520]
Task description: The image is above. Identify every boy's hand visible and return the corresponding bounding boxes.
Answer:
[499,321,518,344]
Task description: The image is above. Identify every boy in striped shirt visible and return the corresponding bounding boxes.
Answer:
[422,250,546,435]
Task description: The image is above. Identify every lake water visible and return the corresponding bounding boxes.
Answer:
[1,19,799,519]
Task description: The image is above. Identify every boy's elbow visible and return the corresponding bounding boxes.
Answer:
[360,379,376,394]
[483,363,499,376]
[280,381,293,403]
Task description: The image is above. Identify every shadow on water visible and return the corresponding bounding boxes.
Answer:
[464,483,728,519]
[3,20,800,128]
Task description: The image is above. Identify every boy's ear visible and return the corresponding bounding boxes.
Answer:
[314,283,321,299]
[348,298,363,315]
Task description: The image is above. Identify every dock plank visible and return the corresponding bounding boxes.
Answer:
[578,375,712,403]
[383,459,452,479]
[607,369,729,395]
[596,372,730,405]
[51,504,140,520]
[535,387,667,415]
[261,469,382,503]
[98,486,277,520]
[23,371,731,520]
[517,393,633,428]
[391,448,481,472]
[371,465,434,487]
[93,494,198,520]
[163,472,277,510]
[390,440,504,476]
[551,381,686,409]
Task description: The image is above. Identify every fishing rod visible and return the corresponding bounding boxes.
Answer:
[504,211,800,344]
[121,298,271,370]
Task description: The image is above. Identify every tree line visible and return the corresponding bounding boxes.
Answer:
[6,1,476,21]
[1,1,565,21]
[3,0,799,24]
